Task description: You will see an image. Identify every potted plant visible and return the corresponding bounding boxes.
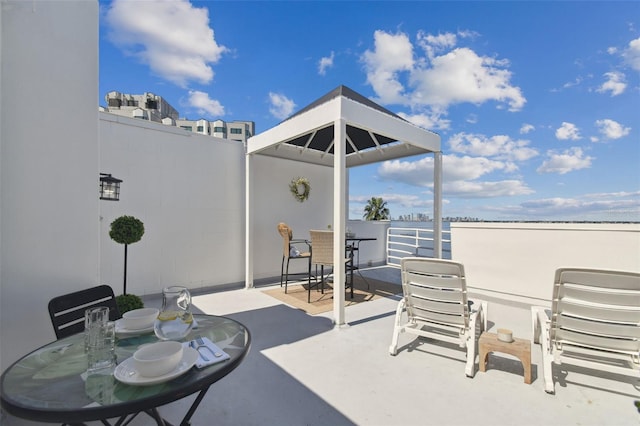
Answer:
[109,215,145,313]
[115,293,144,315]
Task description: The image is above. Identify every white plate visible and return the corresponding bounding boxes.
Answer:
[115,319,154,337]
[114,347,198,386]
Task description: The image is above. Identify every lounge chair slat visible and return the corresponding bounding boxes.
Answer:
[409,298,467,317]
[406,283,464,303]
[404,271,464,290]
[402,259,463,277]
[411,308,467,327]
[556,315,640,340]
[559,284,640,306]
[556,300,640,323]
[555,329,639,353]
[560,269,639,291]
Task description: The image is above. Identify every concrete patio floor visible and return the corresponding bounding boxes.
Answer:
[3,267,639,425]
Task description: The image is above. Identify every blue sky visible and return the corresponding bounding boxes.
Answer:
[98,1,639,222]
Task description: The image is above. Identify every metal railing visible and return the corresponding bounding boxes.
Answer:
[386,226,451,267]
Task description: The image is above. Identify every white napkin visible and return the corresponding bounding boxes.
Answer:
[183,337,230,369]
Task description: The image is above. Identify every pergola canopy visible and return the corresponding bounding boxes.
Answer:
[246,85,442,326]
[247,85,440,167]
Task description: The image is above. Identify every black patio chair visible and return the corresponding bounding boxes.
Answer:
[48,284,121,339]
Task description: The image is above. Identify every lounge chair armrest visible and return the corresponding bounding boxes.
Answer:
[531,306,550,344]
[469,299,488,332]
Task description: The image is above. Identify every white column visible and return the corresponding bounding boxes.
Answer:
[245,153,254,288]
[433,151,443,258]
[333,118,347,325]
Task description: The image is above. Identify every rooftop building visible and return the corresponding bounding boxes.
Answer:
[102,91,255,143]
[104,91,179,122]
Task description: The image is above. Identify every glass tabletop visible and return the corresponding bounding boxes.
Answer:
[0,314,251,424]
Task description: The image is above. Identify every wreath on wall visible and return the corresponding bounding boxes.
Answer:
[289,177,311,202]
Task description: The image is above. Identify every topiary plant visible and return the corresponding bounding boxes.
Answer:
[109,215,144,295]
[116,294,144,315]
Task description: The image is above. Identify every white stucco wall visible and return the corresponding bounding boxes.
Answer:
[99,114,247,296]
[1,0,100,370]
[250,156,334,280]
[451,222,640,303]
[346,220,390,267]
[99,115,335,293]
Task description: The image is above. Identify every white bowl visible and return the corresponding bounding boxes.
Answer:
[497,328,513,343]
[133,341,184,377]
[121,308,159,330]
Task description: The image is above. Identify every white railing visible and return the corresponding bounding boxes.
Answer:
[386,226,451,267]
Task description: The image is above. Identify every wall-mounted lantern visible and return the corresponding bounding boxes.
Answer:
[99,173,122,201]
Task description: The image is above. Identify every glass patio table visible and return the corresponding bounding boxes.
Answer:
[0,314,251,426]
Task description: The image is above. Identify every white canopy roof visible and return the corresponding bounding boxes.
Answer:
[245,85,442,325]
[247,85,440,167]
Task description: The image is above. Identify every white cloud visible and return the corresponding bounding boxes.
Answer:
[397,109,451,131]
[268,92,296,120]
[444,180,533,198]
[380,155,496,185]
[537,147,593,174]
[377,154,530,196]
[595,119,631,140]
[361,30,526,113]
[520,123,535,134]
[362,31,414,105]
[596,71,627,96]
[483,189,640,221]
[417,31,457,59]
[515,192,640,220]
[555,122,582,141]
[561,76,585,90]
[448,132,538,162]
[372,149,539,208]
[443,155,511,181]
[187,90,224,117]
[411,47,526,111]
[106,0,227,87]
[622,37,640,71]
[466,114,478,124]
[318,51,335,76]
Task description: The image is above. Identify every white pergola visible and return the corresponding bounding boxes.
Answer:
[245,85,442,326]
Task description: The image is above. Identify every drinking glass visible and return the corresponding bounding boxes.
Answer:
[84,307,116,374]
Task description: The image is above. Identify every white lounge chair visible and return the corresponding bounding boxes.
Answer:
[532,268,640,394]
[389,257,488,377]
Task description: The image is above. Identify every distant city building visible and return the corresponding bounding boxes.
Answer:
[174,118,255,143]
[396,213,431,222]
[104,91,179,122]
[102,91,255,143]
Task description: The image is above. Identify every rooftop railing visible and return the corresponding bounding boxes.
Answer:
[386,226,451,267]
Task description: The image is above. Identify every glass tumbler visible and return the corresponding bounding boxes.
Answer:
[84,307,116,374]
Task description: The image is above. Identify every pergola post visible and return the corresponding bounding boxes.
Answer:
[433,151,443,259]
[333,118,347,325]
[245,152,254,288]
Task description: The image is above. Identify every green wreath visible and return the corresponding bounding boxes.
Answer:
[289,177,311,202]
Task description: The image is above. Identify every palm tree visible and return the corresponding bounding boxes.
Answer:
[363,197,390,220]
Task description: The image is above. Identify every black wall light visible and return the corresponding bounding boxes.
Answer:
[99,173,122,201]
